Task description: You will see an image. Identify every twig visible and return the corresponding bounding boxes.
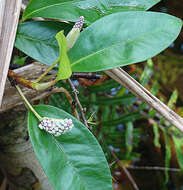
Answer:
[111,151,139,190]
[67,79,91,129]
[126,165,180,172]
[72,72,101,79]
[105,68,183,133]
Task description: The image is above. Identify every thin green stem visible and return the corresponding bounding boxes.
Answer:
[15,85,43,121]
[35,57,60,83]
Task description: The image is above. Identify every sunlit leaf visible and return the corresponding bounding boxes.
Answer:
[56,31,72,80]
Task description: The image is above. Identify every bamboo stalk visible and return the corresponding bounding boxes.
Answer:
[105,68,183,133]
[0,0,22,106]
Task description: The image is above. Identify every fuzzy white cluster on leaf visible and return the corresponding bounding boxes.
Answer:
[38,117,74,136]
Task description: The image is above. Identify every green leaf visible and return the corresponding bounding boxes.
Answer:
[16,12,182,71]
[153,122,161,148]
[12,55,28,66]
[69,12,182,72]
[125,122,133,157]
[28,105,112,190]
[15,21,72,66]
[167,89,178,109]
[140,59,154,86]
[23,0,160,23]
[172,134,183,170]
[56,31,72,80]
[163,130,171,184]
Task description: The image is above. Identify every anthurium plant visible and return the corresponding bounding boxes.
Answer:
[12,0,182,189]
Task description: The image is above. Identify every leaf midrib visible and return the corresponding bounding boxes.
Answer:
[51,136,89,190]
[71,22,176,67]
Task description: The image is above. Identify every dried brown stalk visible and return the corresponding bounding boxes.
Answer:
[105,68,183,133]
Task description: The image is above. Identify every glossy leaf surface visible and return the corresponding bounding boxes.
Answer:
[16,12,182,72]
[56,31,72,80]
[15,21,71,65]
[69,11,182,72]
[28,105,112,190]
[23,0,160,23]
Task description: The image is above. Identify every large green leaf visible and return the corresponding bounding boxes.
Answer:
[15,21,72,65]
[56,31,72,80]
[69,11,182,72]
[23,0,160,23]
[16,12,182,72]
[28,105,112,190]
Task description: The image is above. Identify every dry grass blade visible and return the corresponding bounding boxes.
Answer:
[105,68,183,133]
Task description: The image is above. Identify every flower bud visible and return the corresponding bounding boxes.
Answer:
[73,16,84,31]
[38,117,74,137]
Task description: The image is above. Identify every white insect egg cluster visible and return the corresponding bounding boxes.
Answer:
[38,117,74,137]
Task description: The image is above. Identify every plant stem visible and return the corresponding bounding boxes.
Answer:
[35,57,60,83]
[8,69,57,91]
[15,85,43,121]
[67,79,91,129]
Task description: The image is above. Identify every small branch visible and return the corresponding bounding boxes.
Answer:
[105,68,183,133]
[67,79,91,129]
[35,57,59,83]
[72,72,101,79]
[111,151,139,190]
[126,165,180,172]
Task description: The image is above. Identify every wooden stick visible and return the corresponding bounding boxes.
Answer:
[105,68,183,133]
[126,165,180,172]
[0,0,22,106]
[111,151,139,190]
